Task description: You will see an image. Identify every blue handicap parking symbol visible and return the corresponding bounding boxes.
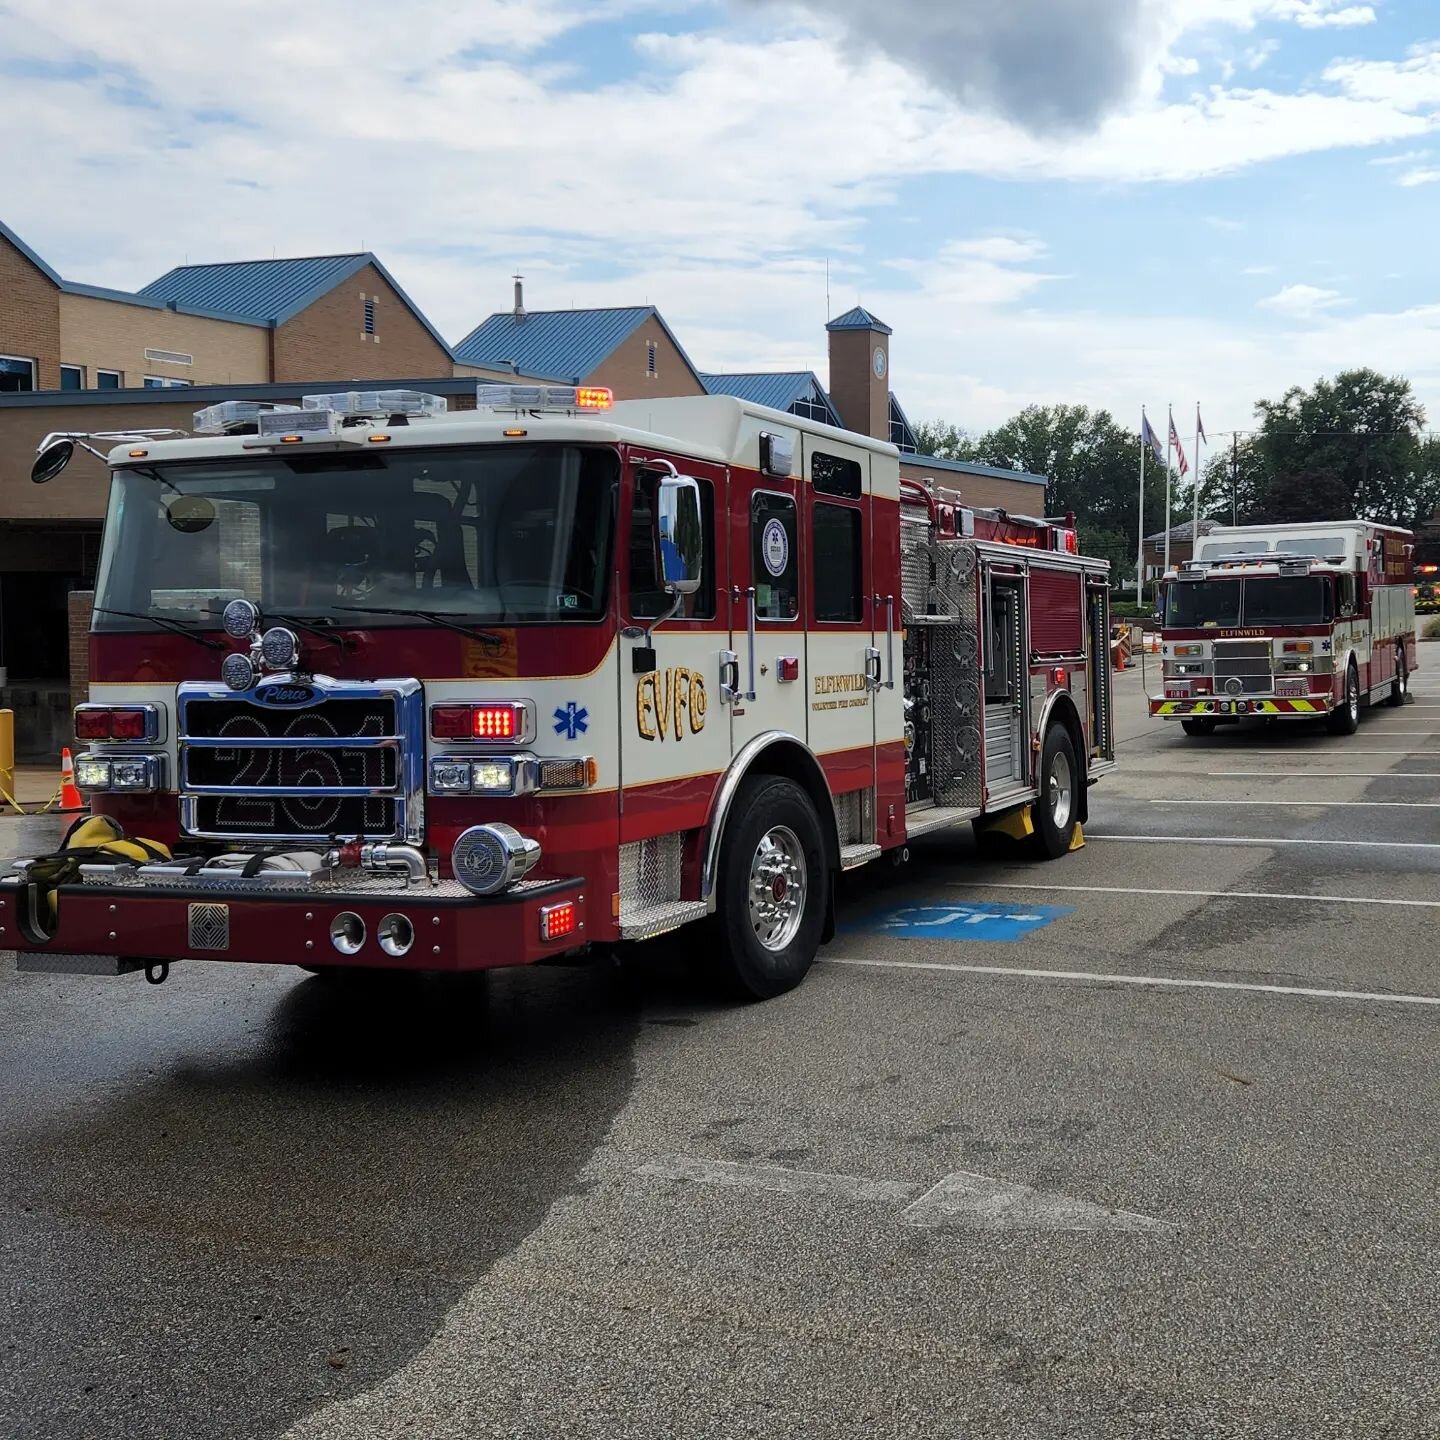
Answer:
[849,901,1073,943]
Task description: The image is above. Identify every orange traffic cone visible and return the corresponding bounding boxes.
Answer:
[58,747,85,813]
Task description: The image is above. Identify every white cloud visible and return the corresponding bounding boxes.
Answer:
[1398,166,1440,186]
[1257,283,1347,318]
[1370,148,1431,165]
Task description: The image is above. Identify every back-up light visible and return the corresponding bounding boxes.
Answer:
[74,705,155,741]
[430,703,526,741]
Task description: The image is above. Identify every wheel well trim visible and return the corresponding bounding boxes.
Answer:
[700,731,838,911]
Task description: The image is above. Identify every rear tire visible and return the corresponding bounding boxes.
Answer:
[1031,725,1079,860]
[1389,645,1409,706]
[709,776,828,1000]
[1328,661,1361,735]
[1181,718,1217,737]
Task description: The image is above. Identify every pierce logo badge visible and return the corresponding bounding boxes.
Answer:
[258,684,316,706]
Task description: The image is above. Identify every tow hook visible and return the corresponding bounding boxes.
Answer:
[144,961,170,986]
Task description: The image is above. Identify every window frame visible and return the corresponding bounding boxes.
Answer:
[0,355,37,393]
[59,364,84,391]
[627,468,717,621]
[750,488,801,625]
[95,369,122,389]
[142,375,191,389]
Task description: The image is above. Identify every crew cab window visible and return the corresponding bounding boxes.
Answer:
[751,492,799,621]
[813,502,863,622]
[629,471,715,619]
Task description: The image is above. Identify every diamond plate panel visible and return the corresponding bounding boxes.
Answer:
[618,834,683,923]
[833,789,874,847]
[931,621,983,808]
[188,902,230,951]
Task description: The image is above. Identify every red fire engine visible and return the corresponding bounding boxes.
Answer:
[1150,520,1416,736]
[6,387,1114,999]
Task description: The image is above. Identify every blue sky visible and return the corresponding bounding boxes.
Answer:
[1,0,1438,440]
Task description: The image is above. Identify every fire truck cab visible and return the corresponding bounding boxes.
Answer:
[6,386,1115,1000]
[1151,519,1417,737]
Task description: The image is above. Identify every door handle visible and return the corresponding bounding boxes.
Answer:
[719,650,740,705]
[865,646,882,692]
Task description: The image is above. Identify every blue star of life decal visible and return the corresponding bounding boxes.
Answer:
[1321,639,1332,653]
[553,702,589,739]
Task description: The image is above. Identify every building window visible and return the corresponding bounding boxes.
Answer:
[789,384,840,427]
[143,376,191,389]
[646,341,657,378]
[0,356,36,393]
[363,297,376,336]
[813,502,863,622]
[96,370,121,389]
[60,365,84,391]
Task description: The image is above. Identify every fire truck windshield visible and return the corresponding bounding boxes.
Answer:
[1165,575,1331,628]
[92,444,618,630]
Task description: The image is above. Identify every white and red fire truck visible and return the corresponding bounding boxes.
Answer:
[1150,519,1417,737]
[6,386,1114,999]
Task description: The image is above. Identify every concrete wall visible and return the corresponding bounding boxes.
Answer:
[587,315,705,401]
[0,233,62,391]
[58,293,271,388]
[272,263,452,382]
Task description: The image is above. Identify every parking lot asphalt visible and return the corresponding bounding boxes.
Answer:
[3,647,1439,1439]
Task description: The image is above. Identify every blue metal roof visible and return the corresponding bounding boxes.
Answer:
[826,305,892,335]
[454,306,664,381]
[901,452,1047,487]
[700,370,840,424]
[140,254,368,324]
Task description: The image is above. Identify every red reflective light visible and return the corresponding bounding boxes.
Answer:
[75,707,146,740]
[540,901,577,941]
[1052,667,1067,687]
[429,704,521,740]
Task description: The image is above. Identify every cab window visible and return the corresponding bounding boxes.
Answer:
[629,471,715,619]
[751,492,799,621]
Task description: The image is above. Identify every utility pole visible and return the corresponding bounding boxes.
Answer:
[1231,433,1239,525]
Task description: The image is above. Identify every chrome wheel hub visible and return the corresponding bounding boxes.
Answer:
[1048,749,1074,832]
[748,825,807,952]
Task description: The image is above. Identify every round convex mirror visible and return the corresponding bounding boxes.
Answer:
[31,440,75,485]
[165,495,216,534]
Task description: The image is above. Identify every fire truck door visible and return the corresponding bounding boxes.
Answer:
[982,567,1027,791]
[619,462,734,846]
[802,438,876,830]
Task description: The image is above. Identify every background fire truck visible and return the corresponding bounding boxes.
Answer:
[1150,519,1416,737]
[5,387,1115,1000]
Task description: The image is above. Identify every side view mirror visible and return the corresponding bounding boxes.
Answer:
[655,475,703,596]
[31,439,75,485]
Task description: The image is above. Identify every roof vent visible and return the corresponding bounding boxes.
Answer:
[513,273,525,321]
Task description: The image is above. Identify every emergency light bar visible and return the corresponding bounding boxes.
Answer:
[193,401,301,435]
[301,390,447,419]
[476,384,614,413]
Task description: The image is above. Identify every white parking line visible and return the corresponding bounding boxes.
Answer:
[1152,798,1440,809]
[945,880,1440,909]
[637,1154,918,1203]
[1087,833,1440,852]
[1199,750,1440,756]
[824,956,1440,1007]
[1206,770,1440,779]
[637,1154,1174,1232]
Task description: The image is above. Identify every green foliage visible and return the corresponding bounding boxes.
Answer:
[913,420,978,462]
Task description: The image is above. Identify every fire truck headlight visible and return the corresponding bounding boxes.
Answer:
[452,823,541,896]
[110,755,165,792]
[429,759,473,793]
[75,756,113,791]
[472,760,518,795]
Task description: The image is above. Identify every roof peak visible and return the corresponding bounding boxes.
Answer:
[157,251,370,273]
[826,305,892,335]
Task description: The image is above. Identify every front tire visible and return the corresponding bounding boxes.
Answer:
[1328,661,1360,735]
[1032,725,1079,860]
[1181,718,1217,737]
[1389,645,1409,706]
[709,776,828,1000]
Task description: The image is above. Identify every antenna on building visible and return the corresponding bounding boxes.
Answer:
[513,273,526,320]
[825,258,831,320]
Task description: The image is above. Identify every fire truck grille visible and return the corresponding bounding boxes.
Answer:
[1213,641,1273,694]
[177,682,423,845]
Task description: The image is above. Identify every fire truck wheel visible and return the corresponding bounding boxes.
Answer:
[1328,661,1361,735]
[1032,725,1079,861]
[710,776,827,1000]
[1388,645,1409,706]
[1180,718,1217,737]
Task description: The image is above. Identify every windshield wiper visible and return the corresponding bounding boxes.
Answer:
[92,607,226,651]
[333,606,504,645]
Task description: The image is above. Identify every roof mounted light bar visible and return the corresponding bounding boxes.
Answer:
[301,390,447,420]
[476,383,613,413]
[193,401,301,435]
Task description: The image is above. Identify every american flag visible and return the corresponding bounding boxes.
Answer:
[1169,414,1189,477]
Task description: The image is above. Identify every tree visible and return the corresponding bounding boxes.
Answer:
[1248,369,1432,526]
[914,420,978,462]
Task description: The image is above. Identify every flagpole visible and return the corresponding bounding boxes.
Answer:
[1192,401,1202,553]
[1163,405,1174,577]
[1136,409,1147,604]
